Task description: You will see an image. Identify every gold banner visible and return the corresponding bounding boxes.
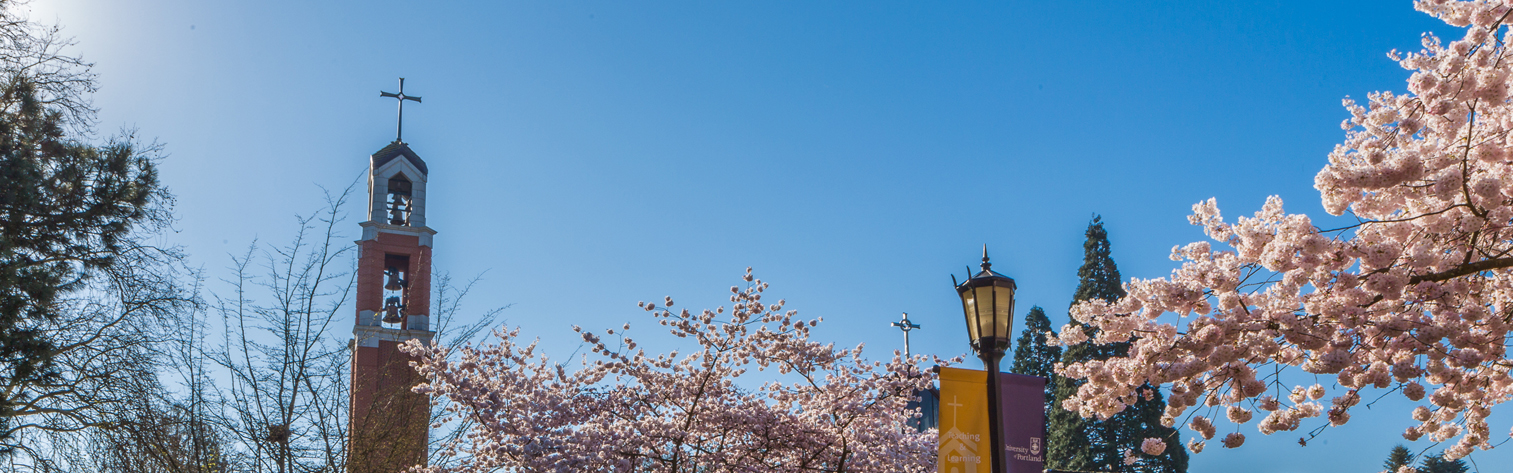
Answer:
[937,367,990,473]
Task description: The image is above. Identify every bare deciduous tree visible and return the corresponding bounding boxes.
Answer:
[211,188,357,473]
[1,236,200,472]
[1,2,199,470]
[210,186,498,473]
[0,0,96,128]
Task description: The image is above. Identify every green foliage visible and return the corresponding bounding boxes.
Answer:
[1047,376,1100,472]
[1047,216,1187,473]
[1418,452,1468,473]
[1048,216,1121,471]
[1117,385,1188,473]
[1010,305,1060,411]
[0,75,163,449]
[1383,445,1414,473]
[1073,215,1127,306]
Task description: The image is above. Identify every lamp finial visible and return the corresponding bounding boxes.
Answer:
[981,244,991,271]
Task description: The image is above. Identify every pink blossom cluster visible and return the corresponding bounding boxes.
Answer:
[1051,0,1513,460]
[1188,439,1205,454]
[401,269,942,472]
[1222,433,1245,449]
[1141,437,1168,455]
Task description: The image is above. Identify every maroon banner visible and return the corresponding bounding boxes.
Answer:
[998,373,1046,473]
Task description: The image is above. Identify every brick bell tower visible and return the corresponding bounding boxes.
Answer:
[350,79,434,473]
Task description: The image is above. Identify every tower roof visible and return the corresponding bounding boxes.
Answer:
[371,141,428,175]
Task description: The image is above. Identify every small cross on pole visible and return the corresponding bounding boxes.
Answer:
[380,78,422,143]
[891,312,921,358]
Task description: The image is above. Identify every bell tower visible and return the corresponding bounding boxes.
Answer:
[349,79,435,472]
[349,139,435,472]
[350,75,438,473]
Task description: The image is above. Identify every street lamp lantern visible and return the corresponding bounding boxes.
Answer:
[956,247,1017,357]
[954,245,1016,473]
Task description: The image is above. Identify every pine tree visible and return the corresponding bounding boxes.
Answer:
[1383,445,1414,473]
[1117,385,1188,473]
[1418,452,1469,473]
[1048,328,1120,471]
[0,75,165,451]
[1071,216,1127,307]
[1047,217,1122,471]
[1047,373,1100,472]
[1047,216,1187,473]
[1010,306,1060,413]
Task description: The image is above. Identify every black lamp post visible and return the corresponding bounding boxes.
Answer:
[954,246,1016,473]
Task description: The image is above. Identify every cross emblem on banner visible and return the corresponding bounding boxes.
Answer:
[946,395,964,426]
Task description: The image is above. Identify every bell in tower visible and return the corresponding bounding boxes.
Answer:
[387,176,413,226]
[375,255,412,327]
[381,264,407,325]
[384,266,405,291]
[382,296,404,324]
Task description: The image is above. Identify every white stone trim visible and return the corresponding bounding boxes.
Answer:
[353,324,435,348]
[358,310,379,326]
[357,221,437,247]
[407,314,430,331]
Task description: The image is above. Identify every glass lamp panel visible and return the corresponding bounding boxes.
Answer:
[961,289,981,341]
[993,284,1015,338]
[974,285,996,340]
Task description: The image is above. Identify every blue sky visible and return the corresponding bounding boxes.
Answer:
[24,1,1509,471]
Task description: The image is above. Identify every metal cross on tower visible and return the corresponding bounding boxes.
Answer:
[380,78,423,143]
[891,312,921,358]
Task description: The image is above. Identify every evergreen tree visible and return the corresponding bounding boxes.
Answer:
[1071,216,1127,307]
[1383,445,1414,473]
[1047,216,1187,473]
[1009,305,1060,413]
[0,74,165,451]
[1418,452,1469,473]
[1047,375,1101,472]
[1048,217,1123,471]
[1116,384,1188,473]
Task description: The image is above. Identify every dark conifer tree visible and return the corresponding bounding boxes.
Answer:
[1418,452,1469,473]
[1048,217,1122,471]
[1047,369,1099,472]
[1383,445,1414,473]
[1115,383,1189,473]
[1010,306,1060,413]
[0,76,164,450]
[1047,216,1187,473]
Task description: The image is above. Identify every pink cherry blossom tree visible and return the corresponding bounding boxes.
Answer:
[401,269,941,472]
[1055,0,1513,461]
